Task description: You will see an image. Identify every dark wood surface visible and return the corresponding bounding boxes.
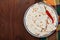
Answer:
[0,0,57,40]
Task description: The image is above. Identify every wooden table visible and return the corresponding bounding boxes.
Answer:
[0,0,59,40]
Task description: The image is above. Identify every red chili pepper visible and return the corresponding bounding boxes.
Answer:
[44,6,54,23]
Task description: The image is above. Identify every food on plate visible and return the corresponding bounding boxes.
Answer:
[24,2,58,37]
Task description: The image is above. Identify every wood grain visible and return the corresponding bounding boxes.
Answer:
[0,0,40,40]
[0,0,59,40]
